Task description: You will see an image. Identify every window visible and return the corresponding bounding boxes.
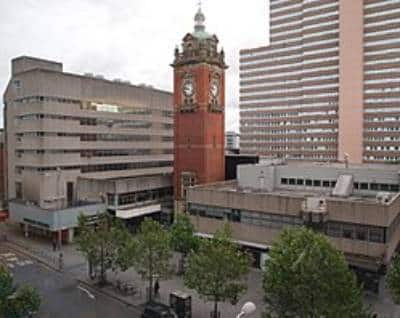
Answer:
[181,172,196,199]
[289,178,296,185]
[369,227,385,243]
[296,179,304,185]
[322,180,330,187]
[370,183,378,190]
[354,182,359,189]
[326,222,341,237]
[313,180,321,187]
[355,226,367,241]
[305,179,312,186]
[380,184,389,191]
[281,178,288,185]
[342,225,354,239]
[360,183,369,190]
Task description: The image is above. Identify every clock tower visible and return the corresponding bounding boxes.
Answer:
[172,6,227,210]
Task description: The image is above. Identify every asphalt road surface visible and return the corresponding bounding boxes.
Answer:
[0,245,141,318]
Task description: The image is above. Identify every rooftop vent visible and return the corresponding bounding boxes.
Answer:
[376,192,392,204]
[84,72,94,77]
[332,175,353,197]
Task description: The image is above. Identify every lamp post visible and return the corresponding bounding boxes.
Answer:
[236,302,256,318]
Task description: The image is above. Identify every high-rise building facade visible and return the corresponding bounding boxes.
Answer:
[172,8,227,210]
[240,0,400,164]
[4,56,173,240]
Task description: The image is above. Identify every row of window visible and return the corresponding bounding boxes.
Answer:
[15,149,173,156]
[107,187,173,206]
[240,137,336,143]
[188,203,302,229]
[281,177,400,192]
[14,96,173,117]
[15,161,172,173]
[188,204,386,243]
[325,222,385,243]
[17,113,171,129]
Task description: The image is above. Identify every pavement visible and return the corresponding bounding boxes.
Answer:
[2,222,400,318]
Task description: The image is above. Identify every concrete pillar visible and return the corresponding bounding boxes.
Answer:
[114,193,119,207]
[57,230,62,249]
[67,228,74,243]
[24,223,29,238]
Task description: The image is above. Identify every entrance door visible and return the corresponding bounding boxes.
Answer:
[67,182,74,206]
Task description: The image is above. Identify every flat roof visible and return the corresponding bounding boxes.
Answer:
[190,180,395,204]
[255,159,400,172]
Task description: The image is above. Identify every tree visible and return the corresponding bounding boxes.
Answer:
[75,212,130,285]
[184,224,251,318]
[170,214,199,274]
[0,265,14,314]
[386,254,400,304]
[263,227,370,318]
[132,218,173,302]
[0,266,41,318]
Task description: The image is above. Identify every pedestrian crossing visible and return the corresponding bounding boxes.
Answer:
[0,252,34,269]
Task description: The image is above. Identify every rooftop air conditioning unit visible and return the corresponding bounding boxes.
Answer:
[376,192,392,204]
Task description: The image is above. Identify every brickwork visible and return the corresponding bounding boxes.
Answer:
[172,9,227,203]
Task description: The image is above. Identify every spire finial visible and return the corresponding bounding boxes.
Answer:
[194,1,206,32]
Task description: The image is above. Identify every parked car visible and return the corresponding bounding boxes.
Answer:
[141,302,178,318]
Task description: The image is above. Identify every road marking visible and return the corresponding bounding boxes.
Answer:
[0,252,34,268]
[77,285,96,300]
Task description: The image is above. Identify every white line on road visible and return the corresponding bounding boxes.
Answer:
[77,285,96,300]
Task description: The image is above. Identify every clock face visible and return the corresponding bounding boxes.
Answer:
[210,81,219,98]
[182,80,194,97]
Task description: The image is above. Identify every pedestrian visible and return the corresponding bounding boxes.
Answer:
[154,279,160,297]
[58,252,64,271]
[52,238,57,252]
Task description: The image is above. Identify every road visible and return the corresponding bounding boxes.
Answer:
[0,245,141,318]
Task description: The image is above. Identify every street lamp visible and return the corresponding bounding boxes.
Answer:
[236,302,256,318]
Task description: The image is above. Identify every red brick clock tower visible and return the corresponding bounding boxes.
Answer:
[172,7,227,210]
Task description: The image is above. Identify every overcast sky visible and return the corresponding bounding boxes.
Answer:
[0,0,270,131]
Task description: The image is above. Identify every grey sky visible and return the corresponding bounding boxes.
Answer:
[0,0,269,131]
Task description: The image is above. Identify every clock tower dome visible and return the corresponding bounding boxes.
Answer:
[172,6,227,210]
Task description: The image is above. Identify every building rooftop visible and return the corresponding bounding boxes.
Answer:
[191,160,400,205]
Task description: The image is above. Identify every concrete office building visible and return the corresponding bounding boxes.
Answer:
[3,56,173,242]
[187,160,400,290]
[240,0,400,164]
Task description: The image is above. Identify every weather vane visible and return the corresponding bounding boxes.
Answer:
[198,0,202,8]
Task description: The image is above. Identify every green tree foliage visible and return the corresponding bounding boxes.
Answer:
[132,218,173,302]
[0,265,13,313]
[0,266,41,318]
[75,212,131,285]
[170,214,199,273]
[386,254,400,304]
[184,224,251,318]
[263,227,370,318]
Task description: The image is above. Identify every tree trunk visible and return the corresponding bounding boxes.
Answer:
[100,244,106,285]
[148,251,153,302]
[148,274,153,302]
[213,301,219,318]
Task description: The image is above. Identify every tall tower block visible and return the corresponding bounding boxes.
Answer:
[172,7,227,210]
